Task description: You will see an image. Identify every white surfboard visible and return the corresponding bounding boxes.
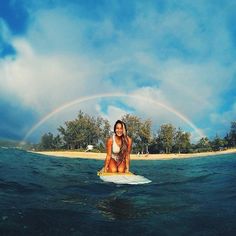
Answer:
[97,169,151,185]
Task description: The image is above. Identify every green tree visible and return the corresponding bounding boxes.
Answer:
[101,118,111,147]
[174,128,183,153]
[58,125,72,149]
[38,111,236,154]
[158,124,176,153]
[73,111,98,148]
[139,119,152,153]
[149,135,162,154]
[53,134,63,149]
[224,134,230,148]
[58,120,79,149]
[180,132,191,153]
[58,111,110,150]
[228,121,236,147]
[211,135,226,151]
[122,114,142,153]
[95,116,111,150]
[196,137,212,152]
[121,114,152,153]
[174,128,191,153]
[39,132,55,150]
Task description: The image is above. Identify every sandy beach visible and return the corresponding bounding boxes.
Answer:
[33,148,236,160]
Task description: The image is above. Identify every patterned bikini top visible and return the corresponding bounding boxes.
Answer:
[112,135,122,162]
[112,134,120,154]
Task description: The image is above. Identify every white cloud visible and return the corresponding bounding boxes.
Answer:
[159,60,234,114]
[1,1,236,142]
[2,38,108,113]
[100,105,127,130]
[209,102,236,137]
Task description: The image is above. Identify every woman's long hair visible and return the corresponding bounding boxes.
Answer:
[114,120,129,162]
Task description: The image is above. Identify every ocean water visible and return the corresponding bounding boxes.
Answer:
[0,148,236,236]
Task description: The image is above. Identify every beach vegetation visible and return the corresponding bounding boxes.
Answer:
[226,121,236,147]
[149,125,191,154]
[121,114,152,154]
[194,137,212,153]
[38,132,63,150]
[0,139,24,148]
[173,128,191,153]
[57,111,111,150]
[156,124,176,154]
[210,135,227,151]
[36,112,236,154]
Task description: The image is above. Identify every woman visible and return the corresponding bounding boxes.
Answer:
[104,120,132,173]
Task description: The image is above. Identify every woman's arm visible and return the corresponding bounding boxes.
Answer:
[125,137,132,173]
[104,137,112,172]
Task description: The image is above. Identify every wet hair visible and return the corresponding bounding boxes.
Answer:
[114,120,128,162]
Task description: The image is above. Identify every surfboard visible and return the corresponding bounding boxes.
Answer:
[97,169,151,185]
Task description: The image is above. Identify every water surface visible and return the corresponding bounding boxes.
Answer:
[0,148,236,235]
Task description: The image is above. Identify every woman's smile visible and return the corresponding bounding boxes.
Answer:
[115,124,123,136]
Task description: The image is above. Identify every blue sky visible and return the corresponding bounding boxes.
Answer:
[0,0,236,143]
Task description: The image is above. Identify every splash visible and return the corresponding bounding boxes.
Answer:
[22,92,205,142]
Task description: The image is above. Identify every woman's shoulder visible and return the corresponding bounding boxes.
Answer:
[127,136,132,142]
[106,136,113,144]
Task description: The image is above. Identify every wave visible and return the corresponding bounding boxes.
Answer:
[152,173,218,187]
[0,179,45,194]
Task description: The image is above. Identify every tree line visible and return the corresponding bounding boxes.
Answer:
[37,110,236,154]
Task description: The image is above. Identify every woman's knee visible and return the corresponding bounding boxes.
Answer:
[117,168,125,173]
[109,166,117,173]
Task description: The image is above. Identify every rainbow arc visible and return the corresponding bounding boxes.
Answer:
[22,92,205,142]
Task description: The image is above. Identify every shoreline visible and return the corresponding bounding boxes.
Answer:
[32,148,236,160]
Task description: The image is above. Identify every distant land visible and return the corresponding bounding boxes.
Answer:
[0,139,21,148]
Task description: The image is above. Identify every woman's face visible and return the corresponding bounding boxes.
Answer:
[115,123,123,137]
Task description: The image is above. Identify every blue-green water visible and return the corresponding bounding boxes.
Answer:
[0,148,236,236]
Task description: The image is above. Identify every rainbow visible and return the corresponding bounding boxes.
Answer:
[22,92,205,142]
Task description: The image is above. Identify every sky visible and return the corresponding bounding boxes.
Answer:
[0,0,236,143]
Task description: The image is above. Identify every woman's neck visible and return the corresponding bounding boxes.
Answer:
[115,134,122,140]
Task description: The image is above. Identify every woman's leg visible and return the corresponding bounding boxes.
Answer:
[117,160,126,173]
[108,158,118,173]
